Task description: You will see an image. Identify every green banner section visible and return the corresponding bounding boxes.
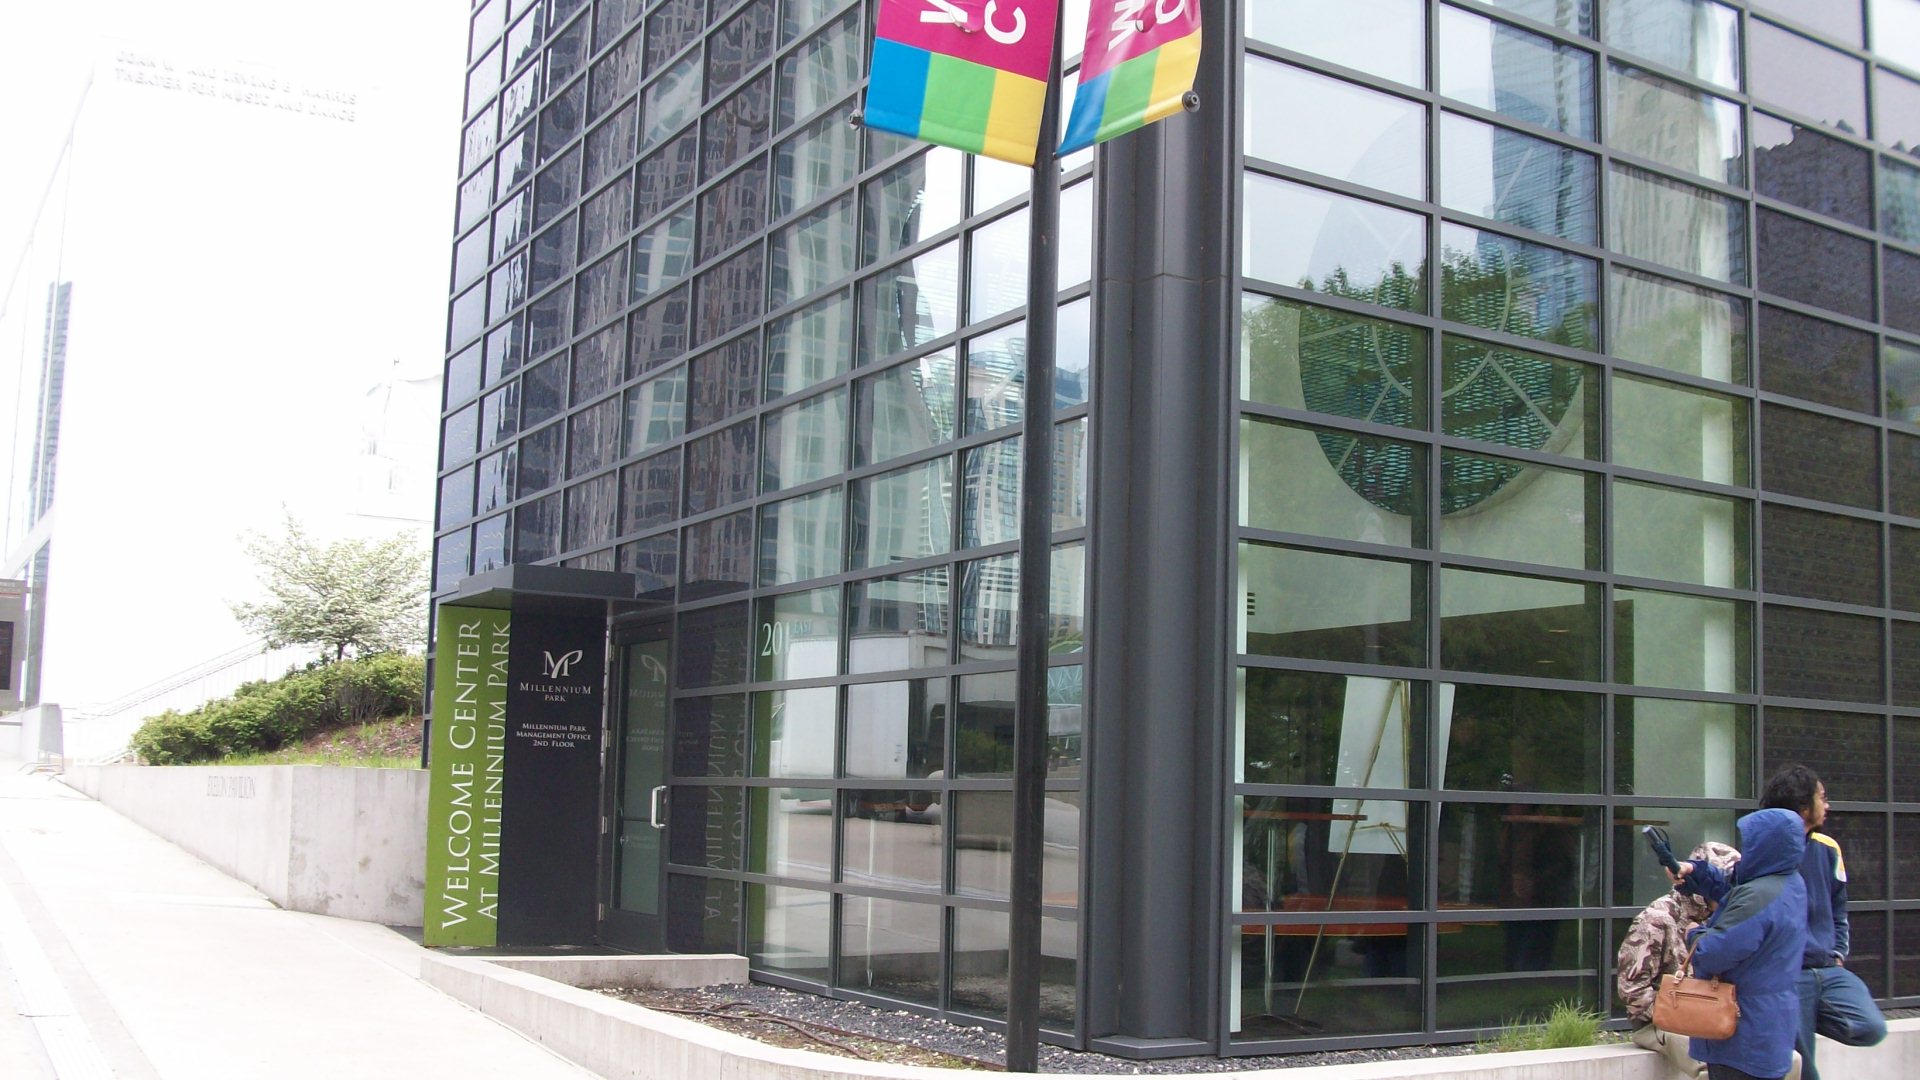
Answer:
[424,605,511,946]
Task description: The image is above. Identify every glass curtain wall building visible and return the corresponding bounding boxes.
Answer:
[435,0,1920,1056]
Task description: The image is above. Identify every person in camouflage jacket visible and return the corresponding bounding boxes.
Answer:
[1618,840,1742,1024]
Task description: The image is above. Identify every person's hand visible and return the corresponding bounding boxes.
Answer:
[1834,955,1846,968]
[1664,862,1693,885]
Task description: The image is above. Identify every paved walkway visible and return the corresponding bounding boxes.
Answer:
[0,768,600,1079]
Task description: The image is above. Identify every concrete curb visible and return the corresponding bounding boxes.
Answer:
[423,951,1769,1080]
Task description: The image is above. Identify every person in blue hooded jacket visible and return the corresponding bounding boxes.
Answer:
[1677,808,1808,1080]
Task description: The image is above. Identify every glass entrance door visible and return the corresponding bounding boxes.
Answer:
[603,623,671,950]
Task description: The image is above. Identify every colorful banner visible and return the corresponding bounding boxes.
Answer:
[425,605,511,946]
[1060,0,1202,154]
[864,0,1062,166]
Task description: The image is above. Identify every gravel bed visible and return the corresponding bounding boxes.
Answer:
[601,982,1490,1073]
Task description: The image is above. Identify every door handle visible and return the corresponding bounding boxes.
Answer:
[649,785,668,830]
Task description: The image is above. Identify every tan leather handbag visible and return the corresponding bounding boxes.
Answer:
[1651,941,1739,1040]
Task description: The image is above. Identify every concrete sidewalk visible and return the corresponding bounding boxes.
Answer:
[0,769,599,1080]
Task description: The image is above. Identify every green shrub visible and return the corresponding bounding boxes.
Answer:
[130,652,425,764]
[1482,1001,1605,1053]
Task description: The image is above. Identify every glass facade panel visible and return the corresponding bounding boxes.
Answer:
[760,388,846,493]
[1238,797,1423,912]
[1240,419,1426,546]
[1757,208,1876,321]
[1242,295,1427,428]
[1615,587,1751,693]
[848,567,949,675]
[1243,176,1427,312]
[1608,268,1747,384]
[1761,405,1879,510]
[1607,165,1746,283]
[1438,113,1597,244]
[1611,373,1749,485]
[1604,0,1739,91]
[1240,543,1425,667]
[1439,450,1595,570]
[1246,0,1425,86]
[1441,337,1600,459]
[758,488,843,586]
[1239,670,1426,787]
[1613,480,1749,588]
[838,897,941,1006]
[851,458,953,569]
[1437,6,1595,137]
[1605,65,1743,184]
[1749,19,1868,132]
[845,678,946,781]
[1755,114,1872,229]
[1440,568,1600,679]
[1614,697,1753,799]
[1244,59,1426,198]
[1441,684,1603,793]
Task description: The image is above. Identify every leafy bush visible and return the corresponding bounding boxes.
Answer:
[130,652,425,765]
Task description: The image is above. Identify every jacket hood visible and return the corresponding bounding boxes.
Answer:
[1734,808,1806,880]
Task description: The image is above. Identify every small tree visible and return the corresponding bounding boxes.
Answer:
[230,515,428,662]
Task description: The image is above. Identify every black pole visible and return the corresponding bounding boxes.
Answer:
[1006,16,1064,1075]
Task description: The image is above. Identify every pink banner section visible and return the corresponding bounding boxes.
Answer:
[876,0,1059,82]
[1078,0,1201,81]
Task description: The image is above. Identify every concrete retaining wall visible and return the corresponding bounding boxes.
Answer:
[421,951,1920,1080]
[62,764,426,924]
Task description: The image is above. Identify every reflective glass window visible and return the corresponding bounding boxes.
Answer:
[851,458,954,569]
[645,0,700,67]
[458,163,493,234]
[538,78,584,161]
[848,567,949,674]
[1440,568,1600,680]
[762,388,846,493]
[1757,209,1875,321]
[684,420,758,514]
[1890,250,1920,337]
[1759,305,1876,414]
[699,157,771,262]
[449,285,486,350]
[1885,156,1920,245]
[579,174,632,259]
[961,437,1020,550]
[435,530,471,593]
[477,446,515,514]
[857,242,961,366]
[855,349,958,467]
[769,194,856,308]
[1608,269,1747,384]
[1441,684,1604,793]
[673,694,746,778]
[474,513,511,573]
[1887,340,1920,423]
[514,491,562,561]
[623,365,685,455]
[635,128,698,222]
[1763,504,1881,606]
[528,212,576,297]
[1441,337,1600,460]
[965,321,1026,434]
[1755,115,1872,228]
[765,290,850,400]
[1605,65,1743,184]
[1243,176,1427,312]
[1238,670,1428,787]
[1756,0,1863,42]
[752,687,837,778]
[1611,373,1749,484]
[565,473,617,548]
[745,884,829,979]
[863,148,964,263]
[838,796,941,896]
[970,209,1031,324]
[1604,0,1740,91]
[1057,298,1091,410]
[1873,68,1920,153]
[1439,450,1596,570]
[620,450,679,533]
[463,105,499,176]
[1764,605,1884,703]
[1242,295,1428,428]
[1239,543,1425,667]
[1436,919,1601,1025]
[1615,587,1751,693]
[1749,20,1868,132]
[641,53,702,151]
[1243,59,1426,199]
[696,245,767,344]
[1760,404,1879,509]
[706,0,774,98]
[573,248,627,332]
[442,402,480,468]
[447,342,483,408]
[566,398,619,477]
[844,678,947,782]
[958,554,1018,663]
[1438,6,1596,138]
[1437,805,1604,907]
[682,510,755,597]
[1440,224,1598,349]
[1613,480,1749,588]
[440,466,476,528]
[1485,0,1593,34]
[687,337,759,432]
[516,420,564,492]
[752,586,838,681]
[632,207,694,301]
[778,8,862,127]
[1246,0,1425,86]
[702,75,771,181]
[482,383,520,454]
[1238,796,1424,915]
[775,103,861,217]
[1439,113,1597,244]
[1239,419,1427,546]
[1607,165,1746,283]
[1615,697,1752,799]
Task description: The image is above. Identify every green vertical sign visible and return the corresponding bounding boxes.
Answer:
[425,605,511,946]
